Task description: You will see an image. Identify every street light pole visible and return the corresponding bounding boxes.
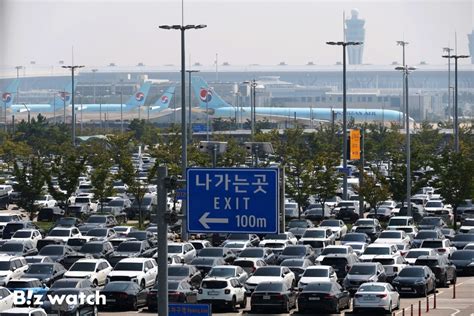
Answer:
[186,69,199,144]
[442,48,453,123]
[396,65,416,216]
[326,40,362,201]
[442,54,469,153]
[120,79,124,133]
[158,22,207,253]
[397,41,409,128]
[15,66,22,109]
[62,65,84,146]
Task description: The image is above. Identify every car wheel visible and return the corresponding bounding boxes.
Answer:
[93,279,98,287]
[334,301,340,313]
[140,280,146,289]
[346,298,351,309]
[397,297,400,310]
[284,299,290,313]
[387,301,392,314]
[442,274,449,287]
[423,286,428,297]
[231,296,237,312]
[132,298,138,310]
[239,297,247,309]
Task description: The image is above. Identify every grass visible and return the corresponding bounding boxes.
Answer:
[34,221,55,232]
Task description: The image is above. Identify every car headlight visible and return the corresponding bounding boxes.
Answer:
[131,277,138,283]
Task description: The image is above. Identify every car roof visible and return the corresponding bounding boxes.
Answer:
[117,258,149,263]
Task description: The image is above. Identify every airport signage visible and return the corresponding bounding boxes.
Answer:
[350,129,361,160]
[187,168,279,234]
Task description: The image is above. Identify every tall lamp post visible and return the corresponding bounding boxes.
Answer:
[120,79,124,133]
[396,65,416,216]
[91,68,98,125]
[243,80,257,140]
[442,53,469,153]
[158,23,207,244]
[62,65,84,146]
[442,47,453,123]
[15,66,22,107]
[186,69,199,143]
[397,41,409,127]
[326,40,362,200]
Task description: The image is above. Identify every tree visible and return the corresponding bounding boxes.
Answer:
[304,153,339,213]
[13,156,47,220]
[355,169,390,218]
[90,153,115,214]
[434,149,474,229]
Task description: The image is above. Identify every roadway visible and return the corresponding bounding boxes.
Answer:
[99,275,474,316]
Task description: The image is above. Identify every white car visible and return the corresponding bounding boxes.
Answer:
[0,256,29,286]
[459,219,474,234]
[73,194,98,213]
[245,266,295,293]
[44,227,82,242]
[206,265,249,285]
[223,241,252,255]
[404,248,438,264]
[259,232,297,247]
[0,287,14,311]
[387,216,415,229]
[0,214,22,233]
[64,258,112,286]
[388,225,418,239]
[359,244,399,262]
[424,200,452,215]
[420,239,457,256]
[319,219,348,239]
[33,195,57,208]
[299,228,336,247]
[374,230,411,246]
[112,226,136,237]
[11,229,42,248]
[198,277,246,311]
[107,258,158,288]
[345,242,368,256]
[463,243,474,250]
[316,245,354,263]
[298,265,337,289]
[0,307,47,316]
[371,254,408,280]
[351,218,381,232]
[168,242,196,264]
[353,282,400,313]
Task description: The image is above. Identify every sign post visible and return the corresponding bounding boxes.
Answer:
[350,129,361,160]
[187,168,279,234]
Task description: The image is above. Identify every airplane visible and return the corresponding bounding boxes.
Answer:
[149,86,176,112]
[191,76,408,124]
[1,79,21,108]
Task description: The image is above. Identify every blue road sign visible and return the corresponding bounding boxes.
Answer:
[169,303,210,316]
[187,168,279,234]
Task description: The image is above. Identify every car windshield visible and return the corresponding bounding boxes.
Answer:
[320,220,339,227]
[379,232,402,239]
[208,267,235,277]
[288,221,308,228]
[415,259,438,267]
[282,247,305,255]
[399,268,424,277]
[224,242,245,249]
[12,231,31,238]
[1,243,23,251]
[49,230,70,237]
[228,234,250,240]
[321,258,348,267]
[114,227,129,232]
[304,283,332,292]
[35,195,47,201]
[372,258,395,265]
[199,248,223,257]
[7,281,34,288]
[426,201,443,208]
[416,232,438,239]
[80,243,103,253]
[87,229,107,237]
[343,234,365,242]
[239,249,263,257]
[39,246,63,255]
[406,250,430,258]
[0,262,10,271]
[75,197,90,204]
[114,262,143,271]
[58,219,77,226]
[463,219,474,226]
[168,281,181,291]
[281,260,304,267]
[191,258,215,265]
[168,245,183,254]
[108,200,125,207]
[103,282,133,291]
[303,269,329,277]
[0,216,13,222]
[389,219,407,226]
[303,230,325,238]
[127,232,147,240]
[168,266,190,276]
[234,260,255,268]
[420,218,441,225]
[117,242,141,252]
[355,219,375,226]
[453,234,474,242]
[364,247,390,255]
[50,280,81,288]
[87,217,107,224]
[349,265,376,275]
[348,244,364,250]
[421,241,443,248]
[255,283,284,292]
[201,280,227,289]
[253,267,281,276]
[26,264,53,274]
[358,284,386,292]
[70,262,96,272]
[68,239,87,247]
[450,251,474,260]
[321,248,347,255]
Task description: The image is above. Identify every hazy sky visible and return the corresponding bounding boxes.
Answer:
[0,0,473,71]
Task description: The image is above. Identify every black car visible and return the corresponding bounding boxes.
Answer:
[412,230,445,248]
[320,254,359,282]
[63,241,114,268]
[54,217,82,228]
[297,281,351,314]
[441,228,456,241]
[250,281,297,313]
[99,281,148,310]
[277,245,316,264]
[418,217,447,230]
[2,221,40,239]
[168,265,202,288]
[127,231,158,247]
[451,234,474,249]
[23,262,66,287]
[398,205,426,223]
[392,266,436,296]
[279,258,313,282]
[341,233,371,245]
[414,255,457,286]
[66,237,92,252]
[367,207,392,221]
[335,208,359,223]
[342,262,386,293]
[449,250,474,275]
[41,288,97,316]
[38,245,76,264]
[0,240,38,256]
[238,247,276,265]
[79,215,118,234]
[197,247,236,264]
[147,280,197,311]
[37,207,64,222]
[36,239,64,251]
[353,225,381,242]
[286,219,314,239]
[107,240,153,267]
[126,196,156,220]
[189,257,227,276]
[49,278,94,293]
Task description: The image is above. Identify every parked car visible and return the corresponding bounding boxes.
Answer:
[147,280,197,311]
[99,281,148,311]
[64,258,113,286]
[414,255,457,287]
[168,265,203,288]
[22,263,66,287]
[277,245,316,264]
[298,281,350,314]
[353,282,400,313]
[250,281,296,313]
[392,266,436,296]
[197,277,246,311]
[245,266,295,294]
[342,262,386,293]
[449,250,474,275]
[320,253,359,281]
[279,258,313,282]
[106,258,158,289]
[298,265,338,290]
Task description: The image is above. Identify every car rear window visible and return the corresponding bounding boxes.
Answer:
[201,280,227,289]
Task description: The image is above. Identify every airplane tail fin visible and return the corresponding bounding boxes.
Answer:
[54,82,74,108]
[2,79,20,107]
[191,76,232,109]
[125,82,152,108]
[150,86,175,111]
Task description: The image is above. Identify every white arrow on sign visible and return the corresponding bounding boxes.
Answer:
[199,212,229,229]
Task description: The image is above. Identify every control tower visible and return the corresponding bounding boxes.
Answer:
[345,9,365,64]
[469,29,474,64]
